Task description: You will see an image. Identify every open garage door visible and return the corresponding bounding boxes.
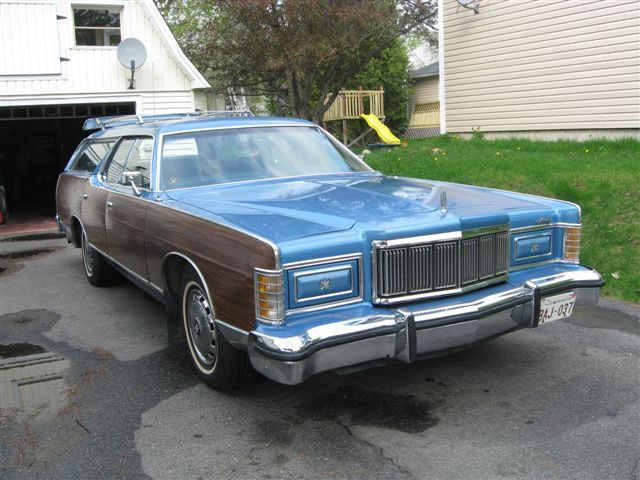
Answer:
[0,102,135,225]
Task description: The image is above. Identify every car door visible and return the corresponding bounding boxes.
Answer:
[60,139,115,253]
[102,137,153,280]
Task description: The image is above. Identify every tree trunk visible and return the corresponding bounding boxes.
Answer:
[285,69,314,120]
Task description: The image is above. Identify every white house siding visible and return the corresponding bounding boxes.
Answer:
[0,0,209,217]
[0,2,61,75]
[0,0,207,111]
[139,91,194,114]
[442,0,640,138]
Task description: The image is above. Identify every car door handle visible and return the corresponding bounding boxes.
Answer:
[82,193,88,200]
[106,201,114,209]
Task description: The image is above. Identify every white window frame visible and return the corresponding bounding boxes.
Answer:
[70,2,124,49]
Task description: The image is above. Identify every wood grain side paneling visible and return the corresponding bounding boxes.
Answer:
[56,174,87,230]
[105,191,149,279]
[145,204,277,332]
[78,181,110,252]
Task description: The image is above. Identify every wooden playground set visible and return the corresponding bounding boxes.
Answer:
[322,87,401,148]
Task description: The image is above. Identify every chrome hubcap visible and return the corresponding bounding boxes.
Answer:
[186,287,217,367]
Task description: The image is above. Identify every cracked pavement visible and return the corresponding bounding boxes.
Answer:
[1,238,639,479]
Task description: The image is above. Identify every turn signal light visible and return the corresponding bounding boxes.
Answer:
[254,269,285,324]
[563,226,581,263]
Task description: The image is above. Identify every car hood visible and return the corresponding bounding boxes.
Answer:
[166,173,560,242]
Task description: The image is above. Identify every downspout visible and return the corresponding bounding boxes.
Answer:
[438,0,446,134]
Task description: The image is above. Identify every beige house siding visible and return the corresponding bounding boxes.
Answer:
[410,76,440,112]
[442,0,640,136]
[408,76,441,130]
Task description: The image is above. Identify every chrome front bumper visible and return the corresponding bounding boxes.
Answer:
[247,267,603,385]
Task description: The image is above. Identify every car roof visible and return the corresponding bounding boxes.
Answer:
[87,116,314,140]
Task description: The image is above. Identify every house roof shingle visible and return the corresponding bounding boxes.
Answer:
[410,62,439,79]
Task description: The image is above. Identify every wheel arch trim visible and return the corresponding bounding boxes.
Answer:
[161,251,213,305]
[161,252,251,345]
[70,215,84,247]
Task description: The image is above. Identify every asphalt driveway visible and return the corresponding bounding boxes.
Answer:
[1,236,638,480]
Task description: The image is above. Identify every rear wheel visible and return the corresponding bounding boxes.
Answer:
[81,229,118,287]
[180,269,255,390]
[0,187,8,224]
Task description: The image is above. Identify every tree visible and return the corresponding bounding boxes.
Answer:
[350,39,411,133]
[156,0,436,123]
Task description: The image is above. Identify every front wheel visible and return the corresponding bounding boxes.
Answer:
[81,229,118,287]
[180,269,255,390]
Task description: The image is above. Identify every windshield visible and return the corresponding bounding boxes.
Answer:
[160,126,370,189]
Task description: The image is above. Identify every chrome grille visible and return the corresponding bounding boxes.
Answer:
[409,245,432,292]
[374,228,510,302]
[434,241,458,289]
[495,231,509,274]
[461,237,479,285]
[479,235,495,279]
[378,248,407,296]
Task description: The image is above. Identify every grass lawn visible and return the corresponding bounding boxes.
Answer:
[364,135,640,303]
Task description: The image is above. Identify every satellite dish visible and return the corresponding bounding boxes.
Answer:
[456,0,479,13]
[117,38,147,89]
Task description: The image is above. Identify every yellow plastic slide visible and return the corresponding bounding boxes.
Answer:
[360,113,401,145]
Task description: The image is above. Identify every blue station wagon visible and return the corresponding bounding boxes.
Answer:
[56,112,604,389]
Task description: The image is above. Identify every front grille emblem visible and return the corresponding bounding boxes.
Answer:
[319,279,332,291]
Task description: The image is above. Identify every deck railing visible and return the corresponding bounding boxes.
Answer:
[323,87,384,121]
[408,102,440,128]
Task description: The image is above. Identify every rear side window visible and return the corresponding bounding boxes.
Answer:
[68,141,114,173]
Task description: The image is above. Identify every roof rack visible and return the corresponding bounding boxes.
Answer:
[198,110,254,119]
[82,110,254,131]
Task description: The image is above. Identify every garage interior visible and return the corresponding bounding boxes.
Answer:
[0,102,135,225]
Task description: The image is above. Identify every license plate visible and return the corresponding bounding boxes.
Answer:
[538,291,576,324]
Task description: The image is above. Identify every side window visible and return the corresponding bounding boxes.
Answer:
[105,138,135,184]
[73,8,121,46]
[103,137,153,189]
[126,138,153,189]
[68,141,114,173]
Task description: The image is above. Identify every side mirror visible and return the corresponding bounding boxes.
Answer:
[122,171,142,196]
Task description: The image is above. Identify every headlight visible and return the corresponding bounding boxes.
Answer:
[562,225,581,263]
[254,269,285,324]
[511,228,554,266]
[287,256,361,310]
